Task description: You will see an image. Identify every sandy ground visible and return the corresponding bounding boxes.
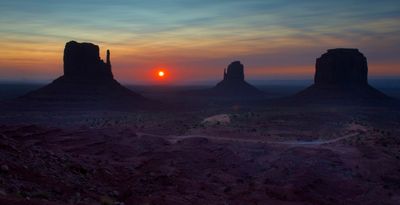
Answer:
[0,105,400,205]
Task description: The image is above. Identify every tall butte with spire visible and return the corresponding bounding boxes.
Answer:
[62,41,113,82]
[21,41,149,110]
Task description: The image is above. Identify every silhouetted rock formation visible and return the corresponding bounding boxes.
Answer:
[212,61,263,97]
[20,41,149,110]
[314,48,368,86]
[293,48,391,104]
[223,61,244,82]
[63,41,113,81]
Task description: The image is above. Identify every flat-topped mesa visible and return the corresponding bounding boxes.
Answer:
[223,61,245,82]
[314,48,368,86]
[291,48,391,104]
[63,41,113,81]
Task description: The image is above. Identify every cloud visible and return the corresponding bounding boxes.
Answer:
[0,0,399,83]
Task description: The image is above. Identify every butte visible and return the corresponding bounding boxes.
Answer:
[210,61,263,97]
[291,48,392,104]
[18,41,151,110]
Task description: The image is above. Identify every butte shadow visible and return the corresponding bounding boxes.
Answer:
[6,41,156,111]
[281,48,396,106]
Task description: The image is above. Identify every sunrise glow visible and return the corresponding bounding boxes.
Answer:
[0,1,399,84]
[158,71,165,78]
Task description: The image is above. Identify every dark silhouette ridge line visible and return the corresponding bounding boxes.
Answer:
[4,42,396,107]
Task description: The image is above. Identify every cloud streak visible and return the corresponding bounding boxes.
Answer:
[0,0,399,84]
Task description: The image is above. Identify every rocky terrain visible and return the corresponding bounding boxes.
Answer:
[0,104,399,205]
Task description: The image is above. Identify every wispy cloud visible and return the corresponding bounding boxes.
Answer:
[0,0,399,83]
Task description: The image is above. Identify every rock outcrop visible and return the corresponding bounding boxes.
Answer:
[223,61,245,82]
[212,61,263,97]
[63,41,113,81]
[20,41,149,110]
[314,48,368,86]
[293,48,391,104]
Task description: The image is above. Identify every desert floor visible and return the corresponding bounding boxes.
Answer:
[0,104,399,205]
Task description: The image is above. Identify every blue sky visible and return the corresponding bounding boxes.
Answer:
[0,0,399,84]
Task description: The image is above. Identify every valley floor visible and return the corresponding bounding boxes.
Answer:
[0,105,399,205]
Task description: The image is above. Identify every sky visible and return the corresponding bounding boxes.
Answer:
[0,0,399,85]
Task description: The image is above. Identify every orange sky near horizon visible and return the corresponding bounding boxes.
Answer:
[1,32,399,84]
[1,45,398,85]
[0,1,399,85]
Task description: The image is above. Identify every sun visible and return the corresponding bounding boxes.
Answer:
[158,71,165,77]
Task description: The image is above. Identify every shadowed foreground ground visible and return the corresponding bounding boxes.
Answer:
[0,105,399,205]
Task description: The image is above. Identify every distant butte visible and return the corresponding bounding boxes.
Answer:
[314,48,368,86]
[293,48,391,103]
[211,61,263,97]
[20,41,150,110]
